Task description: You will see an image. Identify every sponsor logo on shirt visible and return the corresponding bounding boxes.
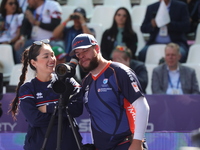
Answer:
[125,69,135,82]
[98,88,112,92]
[131,82,139,92]
[97,78,112,92]
[36,92,43,99]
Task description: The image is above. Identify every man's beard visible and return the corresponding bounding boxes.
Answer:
[80,55,99,72]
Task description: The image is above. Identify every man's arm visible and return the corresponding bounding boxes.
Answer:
[141,4,158,33]
[129,96,149,150]
[151,68,165,94]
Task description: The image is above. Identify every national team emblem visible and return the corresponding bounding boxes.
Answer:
[131,82,139,92]
[103,78,108,84]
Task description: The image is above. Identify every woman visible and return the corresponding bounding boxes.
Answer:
[101,7,138,60]
[9,39,83,150]
[0,0,23,44]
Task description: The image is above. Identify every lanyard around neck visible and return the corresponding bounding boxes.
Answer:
[168,72,180,89]
[33,1,46,22]
[5,15,14,29]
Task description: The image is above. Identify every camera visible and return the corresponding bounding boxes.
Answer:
[52,58,78,94]
[70,15,80,20]
[55,63,76,81]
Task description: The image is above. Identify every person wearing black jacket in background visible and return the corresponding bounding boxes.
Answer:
[111,46,148,93]
[101,7,138,60]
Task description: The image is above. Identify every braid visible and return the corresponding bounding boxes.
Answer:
[8,50,29,120]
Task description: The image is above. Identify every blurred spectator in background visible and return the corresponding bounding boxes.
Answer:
[52,45,82,83]
[152,43,200,94]
[111,45,148,93]
[139,0,190,63]
[13,0,62,64]
[178,0,200,34]
[53,7,94,62]
[18,0,28,12]
[52,46,67,65]
[101,7,138,60]
[0,0,23,45]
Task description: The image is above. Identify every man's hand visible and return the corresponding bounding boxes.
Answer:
[151,19,157,28]
[25,10,36,25]
[128,139,143,150]
[14,39,25,51]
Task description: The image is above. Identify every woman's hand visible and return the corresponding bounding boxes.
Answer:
[38,105,46,113]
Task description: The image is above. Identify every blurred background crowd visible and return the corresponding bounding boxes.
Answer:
[0,0,200,95]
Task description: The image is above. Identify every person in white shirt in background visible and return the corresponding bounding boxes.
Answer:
[14,0,62,64]
[0,0,23,45]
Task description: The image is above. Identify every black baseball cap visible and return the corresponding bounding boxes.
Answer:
[74,7,86,18]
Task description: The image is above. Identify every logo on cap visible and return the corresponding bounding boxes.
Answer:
[73,40,84,47]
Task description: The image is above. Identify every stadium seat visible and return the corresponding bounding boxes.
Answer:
[9,64,22,86]
[194,23,200,44]
[9,64,35,86]
[140,0,157,6]
[145,44,166,65]
[103,0,132,12]
[145,64,158,94]
[87,23,104,45]
[131,5,147,25]
[132,23,146,56]
[182,63,200,87]
[66,0,94,19]
[61,5,76,24]
[90,5,118,31]
[186,44,200,64]
[0,44,15,82]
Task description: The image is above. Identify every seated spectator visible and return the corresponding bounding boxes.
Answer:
[13,0,62,64]
[152,43,200,94]
[52,46,67,65]
[101,7,138,60]
[53,7,94,62]
[0,0,23,45]
[139,0,190,63]
[111,45,148,93]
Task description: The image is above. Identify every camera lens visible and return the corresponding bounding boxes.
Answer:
[70,15,79,20]
[56,65,68,76]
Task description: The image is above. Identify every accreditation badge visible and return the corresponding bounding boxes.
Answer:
[172,89,179,95]
[31,26,39,39]
[159,25,168,36]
